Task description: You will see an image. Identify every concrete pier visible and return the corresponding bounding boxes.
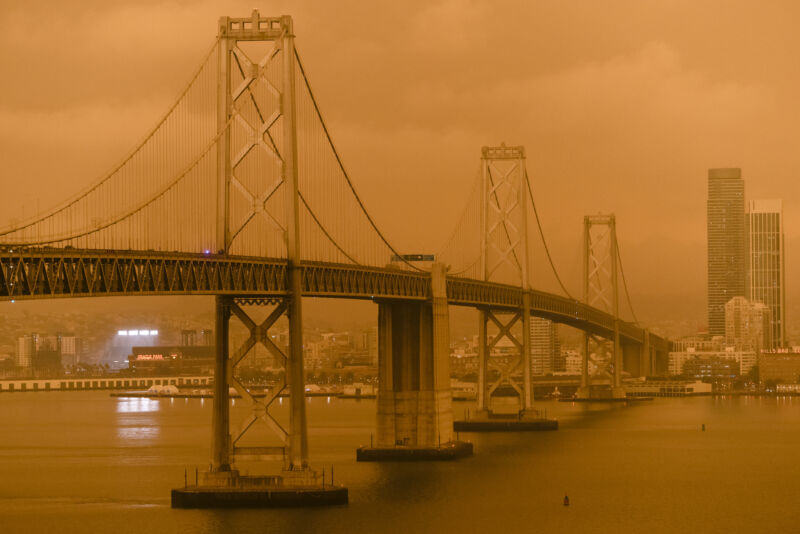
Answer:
[363,264,472,461]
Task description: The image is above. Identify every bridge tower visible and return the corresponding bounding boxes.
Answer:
[179,11,346,504]
[578,214,625,399]
[475,144,534,416]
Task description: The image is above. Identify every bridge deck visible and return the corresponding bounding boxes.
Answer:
[0,249,669,351]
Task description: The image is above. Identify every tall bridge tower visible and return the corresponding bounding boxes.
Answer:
[476,144,534,415]
[579,214,624,398]
[209,11,313,486]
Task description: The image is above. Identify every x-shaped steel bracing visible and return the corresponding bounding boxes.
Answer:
[486,161,524,282]
[228,40,288,248]
[484,309,525,397]
[228,299,291,462]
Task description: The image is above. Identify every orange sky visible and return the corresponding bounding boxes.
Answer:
[1,0,798,330]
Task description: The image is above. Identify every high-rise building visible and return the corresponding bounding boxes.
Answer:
[747,199,785,348]
[58,335,84,367]
[529,317,561,375]
[725,296,771,353]
[16,335,34,368]
[707,168,745,336]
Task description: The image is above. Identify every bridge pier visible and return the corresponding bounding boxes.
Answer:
[358,263,472,460]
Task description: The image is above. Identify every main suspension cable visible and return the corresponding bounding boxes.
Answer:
[294,48,423,272]
[298,192,360,265]
[0,37,221,237]
[524,169,574,299]
[13,118,231,246]
[616,242,640,324]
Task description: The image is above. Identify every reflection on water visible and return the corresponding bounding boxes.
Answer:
[116,426,160,441]
[115,398,160,414]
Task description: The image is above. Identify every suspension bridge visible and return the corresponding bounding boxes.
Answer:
[0,12,670,507]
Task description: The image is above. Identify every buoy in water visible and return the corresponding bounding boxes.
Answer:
[563,495,570,506]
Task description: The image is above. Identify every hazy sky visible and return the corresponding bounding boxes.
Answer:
[1,0,798,330]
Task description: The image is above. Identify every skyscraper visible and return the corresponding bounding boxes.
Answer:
[747,199,785,347]
[707,168,745,336]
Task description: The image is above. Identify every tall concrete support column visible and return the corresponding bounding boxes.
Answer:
[641,329,651,377]
[429,263,454,444]
[376,304,395,447]
[211,295,231,472]
[477,309,489,412]
[373,300,453,448]
[361,263,467,459]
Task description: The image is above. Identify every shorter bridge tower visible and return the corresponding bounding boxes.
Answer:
[475,144,534,416]
[578,214,624,399]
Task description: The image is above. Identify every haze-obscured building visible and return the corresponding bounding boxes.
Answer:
[707,168,745,336]
[725,296,771,353]
[681,356,741,381]
[16,335,34,369]
[747,199,785,348]
[759,349,800,384]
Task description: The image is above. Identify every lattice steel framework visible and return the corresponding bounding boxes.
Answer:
[477,144,532,414]
[581,214,622,392]
[211,11,312,482]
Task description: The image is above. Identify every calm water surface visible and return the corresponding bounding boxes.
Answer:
[1,393,799,533]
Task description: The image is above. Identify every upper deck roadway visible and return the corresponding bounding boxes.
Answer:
[0,248,670,352]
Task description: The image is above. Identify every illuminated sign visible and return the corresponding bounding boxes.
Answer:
[136,354,165,361]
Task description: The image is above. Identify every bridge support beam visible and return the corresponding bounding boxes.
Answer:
[359,263,472,460]
[211,295,232,473]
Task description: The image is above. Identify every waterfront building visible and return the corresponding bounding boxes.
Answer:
[529,317,561,375]
[747,199,785,348]
[725,296,772,353]
[759,350,800,384]
[681,356,740,381]
[669,348,755,376]
[707,168,745,336]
